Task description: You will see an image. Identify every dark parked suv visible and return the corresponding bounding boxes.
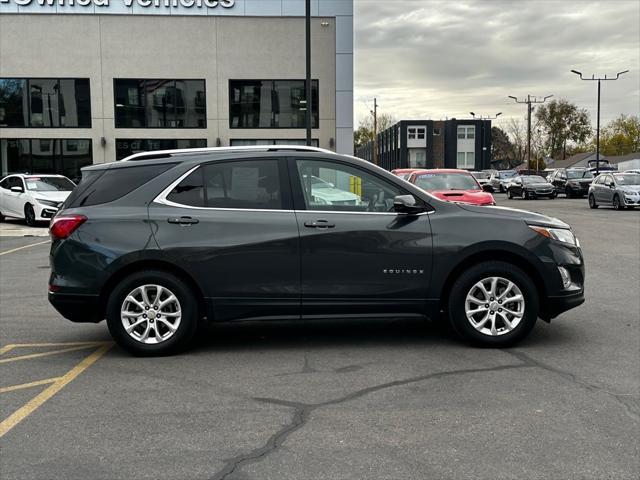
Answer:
[48,146,585,355]
[548,168,594,198]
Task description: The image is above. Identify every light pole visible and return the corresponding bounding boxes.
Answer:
[370,98,378,165]
[305,0,312,146]
[508,95,553,173]
[571,69,629,175]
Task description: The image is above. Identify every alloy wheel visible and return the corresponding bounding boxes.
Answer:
[464,276,525,336]
[120,285,182,345]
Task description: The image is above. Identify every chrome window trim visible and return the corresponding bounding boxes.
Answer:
[154,165,434,216]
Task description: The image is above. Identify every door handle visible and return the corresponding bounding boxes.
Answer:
[167,216,199,225]
[304,220,335,229]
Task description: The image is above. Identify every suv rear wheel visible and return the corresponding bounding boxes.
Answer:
[106,270,198,356]
[448,261,539,347]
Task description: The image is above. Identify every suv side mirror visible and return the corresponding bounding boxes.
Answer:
[393,195,424,214]
[482,184,494,192]
[10,186,24,193]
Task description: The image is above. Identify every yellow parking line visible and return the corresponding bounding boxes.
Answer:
[0,342,113,438]
[0,377,61,394]
[0,344,104,364]
[0,240,49,256]
[1,342,105,351]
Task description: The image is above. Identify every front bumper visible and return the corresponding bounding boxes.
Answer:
[48,291,103,323]
[542,289,585,320]
[622,194,640,206]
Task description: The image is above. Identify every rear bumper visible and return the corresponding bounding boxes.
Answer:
[48,292,103,323]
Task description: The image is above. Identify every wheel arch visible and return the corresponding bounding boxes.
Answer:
[99,259,207,321]
[438,249,548,317]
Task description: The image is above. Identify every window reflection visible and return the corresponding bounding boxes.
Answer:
[229,80,319,129]
[114,79,206,129]
[0,78,91,128]
[0,138,92,182]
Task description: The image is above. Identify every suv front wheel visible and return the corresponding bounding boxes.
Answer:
[106,270,198,356]
[448,261,539,347]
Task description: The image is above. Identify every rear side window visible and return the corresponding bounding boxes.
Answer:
[166,160,283,210]
[66,163,176,208]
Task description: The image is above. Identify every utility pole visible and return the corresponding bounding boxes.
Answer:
[571,69,628,176]
[370,98,378,165]
[305,0,312,146]
[508,95,553,173]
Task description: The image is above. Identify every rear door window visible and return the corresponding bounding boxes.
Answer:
[166,159,283,210]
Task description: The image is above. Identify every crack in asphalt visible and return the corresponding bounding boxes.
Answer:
[209,362,529,480]
[506,349,640,421]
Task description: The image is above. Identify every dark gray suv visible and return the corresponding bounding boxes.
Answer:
[48,146,585,355]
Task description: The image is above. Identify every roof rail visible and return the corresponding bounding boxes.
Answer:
[122,145,335,162]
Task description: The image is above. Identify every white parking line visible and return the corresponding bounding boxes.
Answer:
[0,240,50,256]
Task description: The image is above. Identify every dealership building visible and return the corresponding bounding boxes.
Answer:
[0,0,354,179]
[356,119,493,172]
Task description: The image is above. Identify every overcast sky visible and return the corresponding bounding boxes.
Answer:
[353,0,640,131]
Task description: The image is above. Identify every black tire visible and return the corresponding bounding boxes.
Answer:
[0,211,5,222]
[521,189,527,200]
[447,261,539,347]
[565,186,573,198]
[550,192,557,199]
[106,270,199,356]
[613,195,624,210]
[507,189,513,199]
[24,204,36,227]
[499,184,504,193]
[588,194,598,209]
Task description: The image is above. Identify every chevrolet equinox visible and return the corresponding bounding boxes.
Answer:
[48,146,585,355]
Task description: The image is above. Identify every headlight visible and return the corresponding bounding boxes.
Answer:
[36,199,59,208]
[529,225,577,246]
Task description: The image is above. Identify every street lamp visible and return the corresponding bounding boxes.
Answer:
[571,69,629,175]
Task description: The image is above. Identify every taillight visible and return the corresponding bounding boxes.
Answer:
[50,215,87,240]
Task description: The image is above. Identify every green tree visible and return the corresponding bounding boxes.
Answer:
[599,114,640,156]
[491,126,515,167]
[354,113,396,150]
[535,99,591,160]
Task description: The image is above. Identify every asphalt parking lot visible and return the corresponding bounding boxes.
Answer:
[0,196,638,480]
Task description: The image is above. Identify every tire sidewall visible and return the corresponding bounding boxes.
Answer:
[24,204,36,226]
[106,270,198,356]
[588,194,597,208]
[448,261,539,347]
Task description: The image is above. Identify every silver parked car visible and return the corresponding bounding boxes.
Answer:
[489,170,517,193]
[588,172,640,210]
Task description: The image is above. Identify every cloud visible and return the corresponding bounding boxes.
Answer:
[354,0,640,131]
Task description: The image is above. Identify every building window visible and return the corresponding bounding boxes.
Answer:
[433,128,441,136]
[0,78,91,128]
[230,139,320,147]
[115,139,207,161]
[456,152,475,169]
[408,127,426,141]
[114,79,206,128]
[0,138,92,181]
[229,80,319,129]
[457,125,475,139]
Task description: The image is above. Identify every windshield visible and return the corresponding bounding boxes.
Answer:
[472,172,489,179]
[309,176,333,188]
[498,171,517,179]
[614,174,640,186]
[25,176,75,192]
[415,173,480,191]
[567,170,593,179]
[522,176,547,184]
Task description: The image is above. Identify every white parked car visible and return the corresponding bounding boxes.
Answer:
[305,175,363,207]
[0,174,76,226]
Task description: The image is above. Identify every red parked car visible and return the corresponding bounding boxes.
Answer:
[391,168,421,180]
[407,169,496,206]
